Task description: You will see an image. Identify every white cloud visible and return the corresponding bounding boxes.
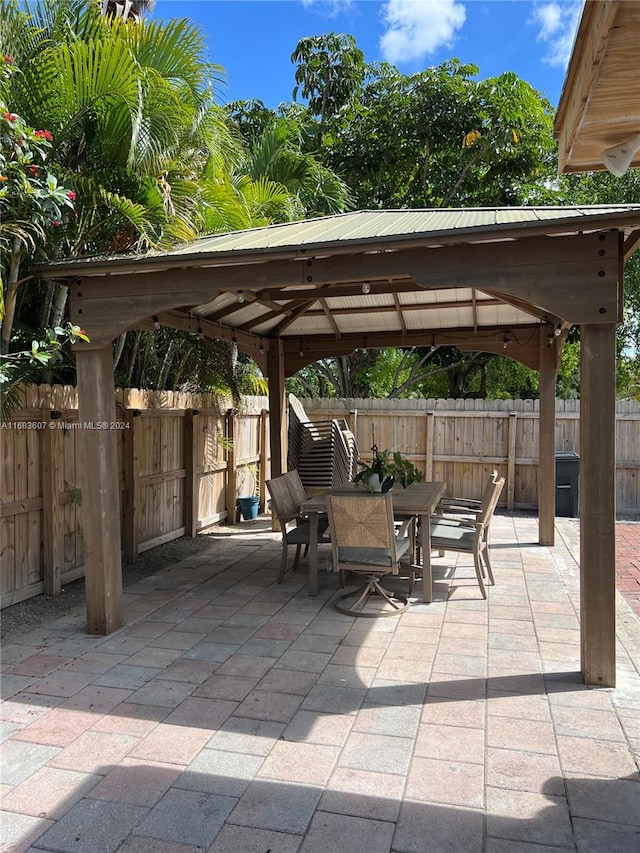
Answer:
[531,1,583,68]
[379,0,467,65]
[300,0,355,16]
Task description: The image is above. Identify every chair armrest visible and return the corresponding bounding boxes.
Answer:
[438,497,482,513]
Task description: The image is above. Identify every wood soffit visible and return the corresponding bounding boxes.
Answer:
[555,0,640,174]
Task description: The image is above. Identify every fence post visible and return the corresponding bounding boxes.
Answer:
[425,410,435,481]
[122,409,139,561]
[259,408,268,512]
[184,409,199,537]
[507,411,517,511]
[41,418,63,596]
[226,409,237,522]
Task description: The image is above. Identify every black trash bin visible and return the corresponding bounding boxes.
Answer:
[555,451,579,517]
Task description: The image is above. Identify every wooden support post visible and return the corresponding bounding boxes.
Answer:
[580,323,617,687]
[121,409,139,561]
[184,409,199,537]
[41,420,63,596]
[259,408,268,512]
[538,329,556,546]
[425,410,435,481]
[507,411,517,512]
[225,409,237,522]
[76,346,123,635]
[268,339,287,478]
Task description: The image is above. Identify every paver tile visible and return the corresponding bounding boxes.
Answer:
[258,741,339,785]
[48,730,139,774]
[177,748,264,796]
[86,757,182,806]
[0,811,53,853]
[394,800,484,853]
[1,740,61,785]
[486,747,564,795]
[406,756,484,808]
[1,766,100,819]
[228,779,322,834]
[339,732,414,775]
[128,724,211,765]
[573,817,640,853]
[35,798,148,853]
[205,825,302,853]
[485,788,574,847]
[318,767,404,821]
[233,688,303,723]
[299,810,395,853]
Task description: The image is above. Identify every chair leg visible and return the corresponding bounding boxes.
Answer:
[482,547,495,585]
[292,544,302,570]
[473,551,487,598]
[277,542,289,584]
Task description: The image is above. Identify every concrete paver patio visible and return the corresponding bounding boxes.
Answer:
[1,514,639,852]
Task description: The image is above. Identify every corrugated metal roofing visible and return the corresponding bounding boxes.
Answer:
[169,206,640,258]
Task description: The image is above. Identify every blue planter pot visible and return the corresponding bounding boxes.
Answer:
[238,495,260,520]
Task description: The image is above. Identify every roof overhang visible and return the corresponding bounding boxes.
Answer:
[555,0,640,174]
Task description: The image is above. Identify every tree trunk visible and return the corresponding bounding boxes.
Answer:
[1,237,23,354]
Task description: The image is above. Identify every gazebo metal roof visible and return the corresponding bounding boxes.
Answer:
[41,205,640,374]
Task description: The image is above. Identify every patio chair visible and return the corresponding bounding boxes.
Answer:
[326,492,416,618]
[436,469,499,519]
[433,469,499,556]
[266,474,329,584]
[419,476,505,598]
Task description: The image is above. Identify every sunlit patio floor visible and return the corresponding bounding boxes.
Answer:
[1,513,639,853]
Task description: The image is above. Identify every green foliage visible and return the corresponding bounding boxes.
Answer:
[0,321,88,416]
[353,448,423,492]
[291,33,365,129]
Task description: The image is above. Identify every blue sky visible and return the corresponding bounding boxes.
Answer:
[153,0,584,109]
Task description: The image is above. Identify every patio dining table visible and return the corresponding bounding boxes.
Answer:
[300,480,446,601]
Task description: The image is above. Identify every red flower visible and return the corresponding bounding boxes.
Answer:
[4,112,17,122]
[34,129,53,141]
[67,190,76,201]
[4,55,12,65]
[51,220,60,227]
[28,165,40,177]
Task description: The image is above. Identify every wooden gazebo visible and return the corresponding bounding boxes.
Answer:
[38,205,640,687]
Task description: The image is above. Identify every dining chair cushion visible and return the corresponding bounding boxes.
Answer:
[337,535,411,567]
[430,520,476,548]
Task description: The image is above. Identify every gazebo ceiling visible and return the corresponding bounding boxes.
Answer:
[40,205,640,374]
[555,0,640,174]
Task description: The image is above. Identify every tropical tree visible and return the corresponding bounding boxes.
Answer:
[291,33,365,139]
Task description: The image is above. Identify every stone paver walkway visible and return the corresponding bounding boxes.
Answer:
[1,514,639,853]
[616,522,640,617]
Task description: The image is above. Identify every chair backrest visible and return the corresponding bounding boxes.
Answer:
[282,469,307,509]
[326,493,400,572]
[266,475,299,524]
[478,476,505,528]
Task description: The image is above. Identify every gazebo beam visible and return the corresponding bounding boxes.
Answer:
[75,345,123,635]
[267,339,287,479]
[579,322,617,687]
[538,328,557,546]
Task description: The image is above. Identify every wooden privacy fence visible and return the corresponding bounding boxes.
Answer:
[303,398,640,514]
[0,386,270,608]
[2,388,638,608]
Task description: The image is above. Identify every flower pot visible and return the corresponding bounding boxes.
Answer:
[368,474,393,493]
[238,495,260,520]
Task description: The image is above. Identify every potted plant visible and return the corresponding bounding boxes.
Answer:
[353,446,423,493]
[238,464,260,520]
